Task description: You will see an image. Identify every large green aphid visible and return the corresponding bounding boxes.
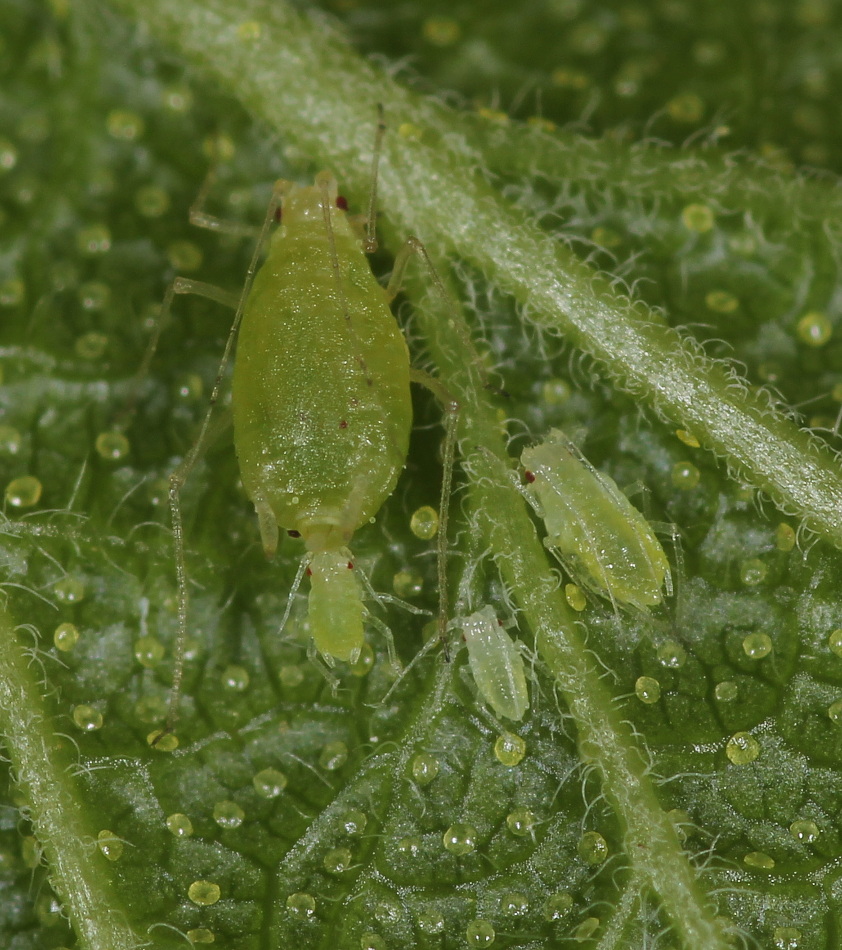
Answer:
[140,115,459,740]
[461,605,529,722]
[232,171,411,664]
[521,429,671,611]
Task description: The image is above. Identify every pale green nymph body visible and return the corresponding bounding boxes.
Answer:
[232,172,412,663]
[521,429,671,611]
[462,605,529,722]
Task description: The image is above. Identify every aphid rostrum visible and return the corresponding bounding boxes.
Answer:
[521,429,671,611]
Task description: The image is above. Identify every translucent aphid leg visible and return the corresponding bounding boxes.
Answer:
[118,176,288,428]
[362,103,387,254]
[366,613,400,672]
[155,407,233,744]
[359,590,431,617]
[187,166,263,239]
[409,368,459,659]
[378,628,444,707]
[253,493,279,559]
[277,553,311,637]
[650,520,681,601]
[382,235,474,661]
[305,638,341,693]
[116,277,241,427]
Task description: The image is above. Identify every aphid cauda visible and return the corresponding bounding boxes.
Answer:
[521,429,671,611]
[139,110,457,737]
[461,605,529,722]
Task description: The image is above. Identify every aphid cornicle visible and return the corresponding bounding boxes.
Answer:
[521,429,671,611]
[461,606,529,722]
[232,171,412,664]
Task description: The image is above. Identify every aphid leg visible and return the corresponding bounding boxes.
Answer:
[253,492,279,559]
[277,554,312,641]
[354,569,430,665]
[160,406,232,744]
[378,627,445,707]
[363,103,387,254]
[305,637,340,694]
[365,613,400,672]
[408,368,459,658]
[187,166,262,238]
[149,178,290,742]
[118,175,286,427]
[361,591,431,617]
[116,279,240,429]
[650,520,681,601]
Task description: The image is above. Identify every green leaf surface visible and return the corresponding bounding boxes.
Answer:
[2,1,842,948]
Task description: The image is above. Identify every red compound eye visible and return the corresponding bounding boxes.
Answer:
[347,561,354,570]
[338,420,348,429]
[305,566,312,576]
[336,195,348,210]
[524,470,536,484]
[274,206,283,223]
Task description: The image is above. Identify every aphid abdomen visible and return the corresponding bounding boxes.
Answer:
[232,181,412,553]
[462,605,529,721]
[308,550,365,662]
[522,430,670,611]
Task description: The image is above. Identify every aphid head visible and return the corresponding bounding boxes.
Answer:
[276,172,342,225]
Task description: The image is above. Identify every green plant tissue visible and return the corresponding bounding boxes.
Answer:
[1,0,842,948]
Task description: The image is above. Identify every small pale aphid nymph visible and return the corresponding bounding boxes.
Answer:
[461,605,529,722]
[520,429,671,612]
